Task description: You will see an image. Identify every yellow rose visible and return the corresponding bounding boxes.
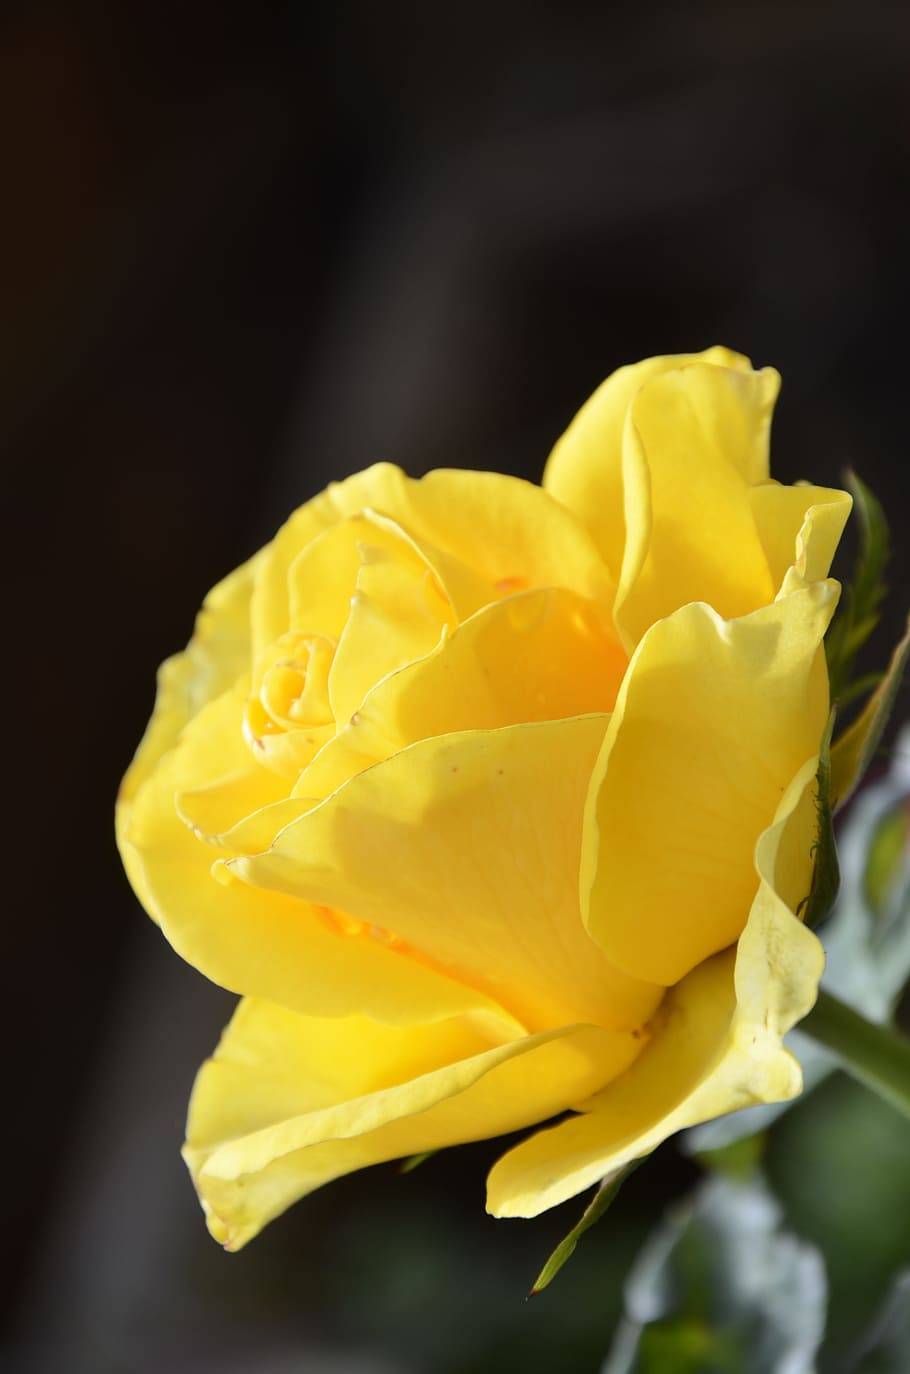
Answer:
[117,347,851,1250]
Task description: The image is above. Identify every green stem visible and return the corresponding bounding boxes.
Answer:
[801,989,910,1121]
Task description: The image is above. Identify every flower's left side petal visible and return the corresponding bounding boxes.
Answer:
[119,552,262,811]
[582,583,837,987]
[117,552,262,909]
[487,758,825,1219]
[185,1000,637,1250]
[120,678,287,923]
[120,686,516,1030]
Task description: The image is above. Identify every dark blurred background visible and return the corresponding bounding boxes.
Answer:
[5,3,910,1371]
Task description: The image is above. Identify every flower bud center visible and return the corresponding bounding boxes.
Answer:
[248,632,335,738]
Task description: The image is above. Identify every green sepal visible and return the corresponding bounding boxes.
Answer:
[831,615,910,812]
[825,470,890,702]
[602,1176,827,1374]
[399,1150,437,1174]
[530,1159,641,1296]
[801,709,840,928]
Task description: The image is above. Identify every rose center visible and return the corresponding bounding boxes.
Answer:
[246,632,335,738]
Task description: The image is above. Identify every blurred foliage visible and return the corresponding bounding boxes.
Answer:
[866,805,909,919]
[602,1090,910,1374]
[602,1175,826,1374]
[851,1270,910,1374]
[767,1074,910,1366]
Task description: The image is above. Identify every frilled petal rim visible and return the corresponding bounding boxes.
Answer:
[486,755,826,1218]
[116,552,262,912]
[543,347,755,584]
[580,582,837,986]
[184,1007,643,1250]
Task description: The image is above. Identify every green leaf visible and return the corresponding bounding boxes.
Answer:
[831,615,910,811]
[530,1160,641,1295]
[826,470,890,703]
[801,708,840,928]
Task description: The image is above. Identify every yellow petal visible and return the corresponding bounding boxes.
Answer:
[582,583,837,986]
[614,363,779,646]
[117,552,261,900]
[487,757,825,1218]
[120,686,514,1030]
[543,347,753,581]
[328,535,454,727]
[176,766,291,847]
[298,587,627,801]
[209,796,316,856]
[185,999,643,1249]
[229,717,663,1034]
[750,482,852,591]
[252,463,614,663]
[141,680,288,844]
[284,510,460,647]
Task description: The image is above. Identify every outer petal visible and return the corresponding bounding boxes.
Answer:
[487,757,825,1218]
[185,1000,642,1250]
[543,347,753,581]
[120,553,261,801]
[750,482,852,590]
[117,552,261,900]
[582,582,837,986]
[252,463,614,661]
[172,686,290,840]
[297,587,627,802]
[119,686,516,1032]
[614,362,779,646]
[228,717,663,1034]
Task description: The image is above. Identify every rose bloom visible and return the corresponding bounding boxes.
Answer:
[117,348,851,1249]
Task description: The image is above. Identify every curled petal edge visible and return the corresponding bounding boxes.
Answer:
[184,1015,642,1251]
[486,754,826,1218]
